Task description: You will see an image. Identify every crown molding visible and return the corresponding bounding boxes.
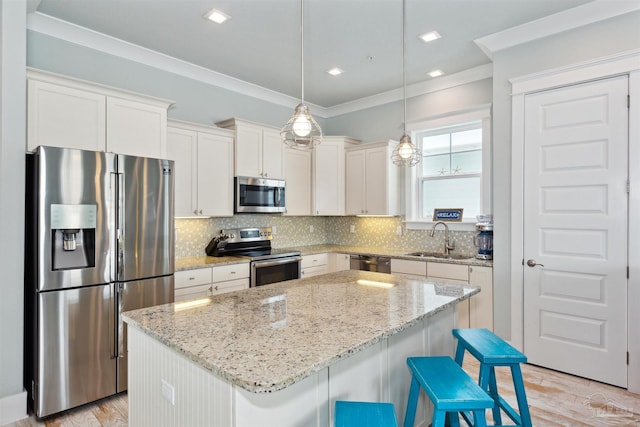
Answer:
[475,0,640,59]
[28,11,491,119]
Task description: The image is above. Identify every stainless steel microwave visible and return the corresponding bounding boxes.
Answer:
[235,176,286,213]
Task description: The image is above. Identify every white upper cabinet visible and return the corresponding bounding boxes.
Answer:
[283,147,312,216]
[167,120,234,217]
[313,136,360,216]
[345,141,403,216]
[106,97,167,158]
[217,118,285,179]
[27,79,106,152]
[27,69,173,158]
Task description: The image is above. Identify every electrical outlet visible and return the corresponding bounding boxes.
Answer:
[310,225,314,233]
[350,224,356,233]
[396,226,403,236]
[272,226,277,235]
[161,379,175,405]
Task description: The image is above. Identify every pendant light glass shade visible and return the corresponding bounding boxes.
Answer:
[281,0,322,150]
[392,0,421,167]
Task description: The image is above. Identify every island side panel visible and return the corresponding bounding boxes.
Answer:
[128,326,233,427]
[235,369,329,427]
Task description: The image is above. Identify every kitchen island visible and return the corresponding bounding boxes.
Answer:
[123,270,479,427]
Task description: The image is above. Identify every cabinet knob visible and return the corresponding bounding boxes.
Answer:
[199,209,203,214]
[188,277,195,281]
[214,285,219,291]
[193,209,198,214]
[230,271,236,274]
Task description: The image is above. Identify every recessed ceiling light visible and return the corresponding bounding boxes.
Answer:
[428,69,444,78]
[418,31,441,43]
[327,67,344,76]
[204,9,230,24]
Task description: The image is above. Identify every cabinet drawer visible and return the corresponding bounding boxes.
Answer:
[427,262,468,281]
[301,265,328,278]
[174,283,212,302]
[213,263,250,282]
[301,253,328,269]
[211,278,249,295]
[175,268,212,289]
[391,259,427,276]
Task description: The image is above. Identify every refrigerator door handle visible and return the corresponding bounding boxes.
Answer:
[116,283,125,358]
[109,284,116,359]
[115,171,124,282]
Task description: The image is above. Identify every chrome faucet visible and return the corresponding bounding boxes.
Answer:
[429,221,455,255]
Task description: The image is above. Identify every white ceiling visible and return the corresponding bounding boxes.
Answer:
[32,0,599,108]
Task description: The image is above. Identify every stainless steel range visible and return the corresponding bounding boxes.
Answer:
[206,227,301,287]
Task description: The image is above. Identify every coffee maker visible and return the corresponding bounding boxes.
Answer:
[474,215,493,260]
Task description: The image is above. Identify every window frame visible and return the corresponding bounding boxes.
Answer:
[404,106,492,231]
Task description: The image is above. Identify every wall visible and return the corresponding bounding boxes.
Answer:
[0,0,27,424]
[490,11,640,339]
[325,78,492,142]
[176,216,476,258]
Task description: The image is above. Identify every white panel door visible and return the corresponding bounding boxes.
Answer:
[262,127,285,179]
[197,132,234,216]
[523,76,628,387]
[235,123,263,177]
[106,97,167,158]
[364,146,388,215]
[345,150,366,215]
[167,127,197,217]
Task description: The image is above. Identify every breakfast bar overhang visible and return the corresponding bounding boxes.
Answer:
[123,270,479,427]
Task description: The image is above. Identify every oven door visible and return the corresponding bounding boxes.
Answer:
[235,177,286,213]
[251,257,301,287]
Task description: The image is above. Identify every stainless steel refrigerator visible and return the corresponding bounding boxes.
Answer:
[24,146,175,418]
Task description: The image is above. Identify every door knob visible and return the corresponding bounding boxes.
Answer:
[526,259,544,267]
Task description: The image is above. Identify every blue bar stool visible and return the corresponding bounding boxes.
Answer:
[335,400,399,427]
[403,356,494,427]
[452,328,533,427]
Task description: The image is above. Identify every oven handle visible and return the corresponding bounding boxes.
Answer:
[252,256,302,269]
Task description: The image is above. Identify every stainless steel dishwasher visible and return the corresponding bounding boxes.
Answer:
[349,255,391,273]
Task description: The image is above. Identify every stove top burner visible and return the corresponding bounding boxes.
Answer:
[205,227,300,260]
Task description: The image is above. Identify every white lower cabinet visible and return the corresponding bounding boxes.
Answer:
[426,262,493,331]
[175,264,249,302]
[301,253,329,278]
[329,253,351,272]
[390,259,427,279]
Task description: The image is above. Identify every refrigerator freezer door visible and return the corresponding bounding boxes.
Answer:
[116,155,174,282]
[116,275,174,392]
[36,284,117,418]
[34,146,115,291]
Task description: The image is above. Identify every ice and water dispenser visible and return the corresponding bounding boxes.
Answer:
[51,204,97,270]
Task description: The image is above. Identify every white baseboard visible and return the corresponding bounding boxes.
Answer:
[0,390,27,426]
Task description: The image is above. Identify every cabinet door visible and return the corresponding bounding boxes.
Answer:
[345,150,366,215]
[167,127,198,217]
[330,253,351,272]
[284,148,312,215]
[314,141,345,215]
[261,128,285,179]
[106,97,167,158]
[27,80,106,152]
[469,266,493,331]
[235,123,263,177]
[197,132,234,216]
[364,147,388,215]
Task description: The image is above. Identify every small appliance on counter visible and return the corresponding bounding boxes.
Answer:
[474,214,493,260]
[205,227,301,287]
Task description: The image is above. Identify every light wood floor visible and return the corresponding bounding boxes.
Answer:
[8,361,640,426]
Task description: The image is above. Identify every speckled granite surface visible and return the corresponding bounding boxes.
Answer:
[175,244,492,271]
[123,270,479,394]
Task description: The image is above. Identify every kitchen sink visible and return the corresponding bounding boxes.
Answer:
[405,251,473,260]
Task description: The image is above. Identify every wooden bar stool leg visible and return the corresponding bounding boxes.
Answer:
[511,364,532,427]
[403,375,420,427]
[488,367,502,425]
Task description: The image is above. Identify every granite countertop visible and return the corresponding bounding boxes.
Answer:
[123,270,479,394]
[176,244,492,271]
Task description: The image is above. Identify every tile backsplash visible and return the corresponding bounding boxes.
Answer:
[176,215,477,258]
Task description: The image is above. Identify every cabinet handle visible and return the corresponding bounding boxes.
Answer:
[188,277,195,281]
[193,209,198,215]
[199,209,203,214]
[230,271,236,274]
[214,285,219,291]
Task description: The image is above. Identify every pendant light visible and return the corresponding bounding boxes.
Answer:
[391,0,421,167]
[281,0,322,150]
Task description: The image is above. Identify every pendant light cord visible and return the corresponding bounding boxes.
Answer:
[300,0,305,103]
[402,0,407,136]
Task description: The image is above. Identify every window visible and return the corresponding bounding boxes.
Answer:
[405,108,491,227]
